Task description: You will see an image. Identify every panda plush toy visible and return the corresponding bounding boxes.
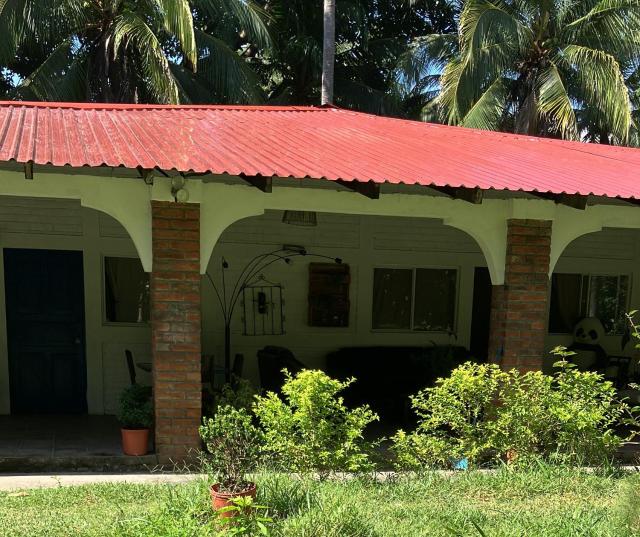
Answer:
[567,317,608,372]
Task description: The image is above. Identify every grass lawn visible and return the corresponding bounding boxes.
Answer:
[1,466,639,536]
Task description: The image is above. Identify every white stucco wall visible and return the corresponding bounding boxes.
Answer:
[202,211,488,384]
[1,174,640,413]
[0,197,151,415]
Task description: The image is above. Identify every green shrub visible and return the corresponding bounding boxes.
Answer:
[392,362,505,468]
[393,351,636,469]
[117,384,153,429]
[544,349,627,463]
[199,406,263,494]
[253,370,379,478]
[203,378,257,418]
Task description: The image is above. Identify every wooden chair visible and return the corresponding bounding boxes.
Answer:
[125,349,136,385]
[231,354,244,388]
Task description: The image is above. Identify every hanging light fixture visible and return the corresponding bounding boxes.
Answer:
[281,210,318,227]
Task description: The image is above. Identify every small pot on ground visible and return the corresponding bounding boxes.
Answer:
[121,428,150,456]
[210,482,257,517]
[117,384,153,456]
[199,405,263,517]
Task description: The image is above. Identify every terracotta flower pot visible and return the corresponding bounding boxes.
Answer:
[210,482,257,517]
[121,428,150,456]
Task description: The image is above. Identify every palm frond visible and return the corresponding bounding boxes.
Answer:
[335,79,402,115]
[150,0,198,71]
[437,57,466,124]
[194,29,263,103]
[398,33,458,86]
[460,76,509,130]
[112,11,180,104]
[0,0,61,64]
[192,0,272,49]
[536,63,578,139]
[560,44,631,141]
[459,0,532,59]
[15,37,88,101]
[564,0,640,60]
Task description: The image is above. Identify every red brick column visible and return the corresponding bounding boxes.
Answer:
[151,201,201,461]
[487,219,552,371]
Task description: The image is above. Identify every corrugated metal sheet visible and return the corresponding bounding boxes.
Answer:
[2,101,640,199]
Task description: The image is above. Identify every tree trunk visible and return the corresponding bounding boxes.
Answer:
[321,0,335,105]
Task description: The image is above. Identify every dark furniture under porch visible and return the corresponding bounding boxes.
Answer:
[325,345,471,425]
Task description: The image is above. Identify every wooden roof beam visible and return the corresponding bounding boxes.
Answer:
[24,161,33,180]
[337,180,380,199]
[240,174,272,193]
[429,185,483,204]
[531,192,588,210]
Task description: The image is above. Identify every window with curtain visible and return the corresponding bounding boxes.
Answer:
[104,257,150,323]
[372,267,457,331]
[548,273,630,334]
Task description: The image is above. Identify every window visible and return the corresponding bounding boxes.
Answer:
[372,267,457,331]
[549,273,630,334]
[104,257,150,323]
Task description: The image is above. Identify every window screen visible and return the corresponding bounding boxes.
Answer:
[104,257,150,323]
[372,267,457,331]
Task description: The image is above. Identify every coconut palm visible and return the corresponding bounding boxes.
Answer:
[1,0,270,104]
[321,0,336,105]
[262,0,447,115]
[409,0,640,143]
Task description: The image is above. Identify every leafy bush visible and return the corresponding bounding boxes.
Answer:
[253,370,379,478]
[217,379,257,412]
[117,384,153,429]
[393,351,637,469]
[392,362,505,468]
[199,405,263,494]
[203,378,257,418]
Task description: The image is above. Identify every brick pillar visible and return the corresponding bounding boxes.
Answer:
[151,201,201,461]
[487,219,552,371]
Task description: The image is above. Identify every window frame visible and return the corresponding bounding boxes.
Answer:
[547,271,632,335]
[370,264,460,333]
[101,254,150,327]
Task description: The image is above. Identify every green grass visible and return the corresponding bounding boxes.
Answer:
[1,467,639,536]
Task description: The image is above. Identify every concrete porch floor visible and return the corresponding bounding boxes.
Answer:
[0,415,158,472]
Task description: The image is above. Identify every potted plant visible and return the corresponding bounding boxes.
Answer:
[117,384,153,456]
[199,405,263,517]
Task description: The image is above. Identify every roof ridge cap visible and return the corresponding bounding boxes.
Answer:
[0,101,330,112]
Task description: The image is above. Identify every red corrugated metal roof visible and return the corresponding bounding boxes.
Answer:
[1,100,640,199]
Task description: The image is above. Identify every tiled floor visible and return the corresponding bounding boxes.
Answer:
[0,415,123,458]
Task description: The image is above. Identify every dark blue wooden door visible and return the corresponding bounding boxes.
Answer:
[5,249,87,414]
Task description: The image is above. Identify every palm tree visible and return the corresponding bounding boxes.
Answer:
[408,0,640,143]
[321,0,335,105]
[1,0,270,104]
[262,0,448,115]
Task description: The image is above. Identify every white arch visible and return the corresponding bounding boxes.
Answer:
[0,170,153,270]
[198,182,512,282]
